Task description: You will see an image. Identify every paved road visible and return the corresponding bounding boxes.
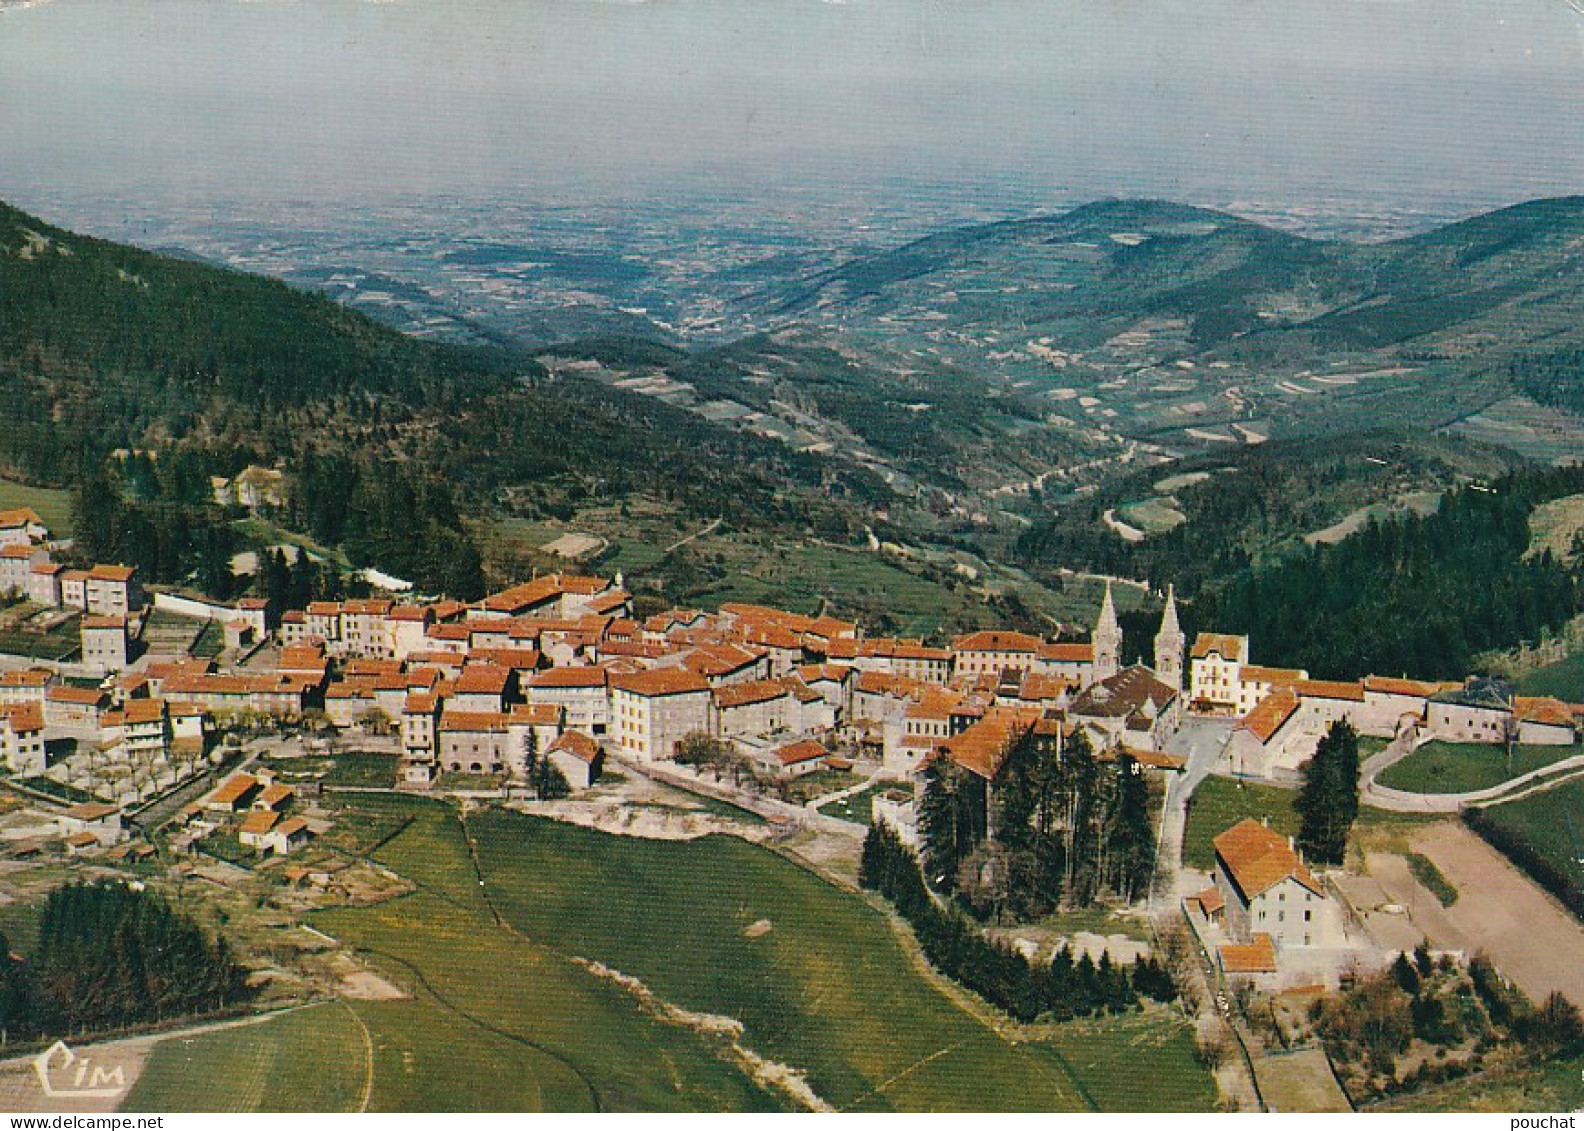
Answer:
[1153,717,1234,906]
[1361,729,1584,812]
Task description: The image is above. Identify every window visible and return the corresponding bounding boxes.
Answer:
[1304,909,1312,922]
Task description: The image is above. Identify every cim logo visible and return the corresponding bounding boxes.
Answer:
[33,1040,127,1099]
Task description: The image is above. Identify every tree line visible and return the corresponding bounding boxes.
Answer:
[918,729,1155,923]
[0,881,252,1042]
[859,821,1177,1023]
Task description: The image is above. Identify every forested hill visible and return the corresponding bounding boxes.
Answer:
[1198,466,1584,680]
[0,201,873,598]
[0,200,487,481]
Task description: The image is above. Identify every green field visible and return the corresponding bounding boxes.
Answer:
[133,792,1197,1108]
[0,607,80,662]
[314,795,795,1112]
[1472,777,1584,906]
[264,751,401,790]
[470,808,1210,1111]
[116,795,1213,1111]
[1377,740,1579,795]
[0,478,74,537]
[1030,1012,1215,1111]
[1184,777,1303,870]
[1517,652,1584,702]
[817,783,882,826]
[1184,775,1432,869]
[123,1005,368,1113]
[1118,497,1187,535]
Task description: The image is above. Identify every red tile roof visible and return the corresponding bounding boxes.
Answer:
[712,679,792,710]
[1362,675,1444,699]
[1294,679,1365,702]
[774,739,829,766]
[439,711,510,734]
[86,564,135,583]
[1038,642,1094,663]
[1213,819,1323,900]
[952,630,1042,653]
[47,686,109,707]
[455,665,512,695]
[548,730,601,763]
[1,703,45,733]
[531,666,610,689]
[1238,689,1301,744]
[1514,696,1576,728]
[1219,934,1278,974]
[610,668,711,697]
[1191,632,1247,661]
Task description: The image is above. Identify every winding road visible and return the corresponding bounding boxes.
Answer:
[1359,730,1584,813]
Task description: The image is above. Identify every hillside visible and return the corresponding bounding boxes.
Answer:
[0,201,877,598]
[5,193,1584,621]
[525,199,1584,549]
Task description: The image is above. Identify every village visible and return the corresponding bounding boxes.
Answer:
[0,498,1580,1110]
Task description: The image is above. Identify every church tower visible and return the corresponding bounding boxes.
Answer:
[1154,584,1185,691]
[1093,581,1122,683]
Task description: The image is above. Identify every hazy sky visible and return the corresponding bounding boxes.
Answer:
[2,0,1583,215]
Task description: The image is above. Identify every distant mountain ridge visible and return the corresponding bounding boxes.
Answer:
[757,195,1584,362]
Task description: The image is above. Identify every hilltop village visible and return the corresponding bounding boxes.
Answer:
[1,491,1580,992]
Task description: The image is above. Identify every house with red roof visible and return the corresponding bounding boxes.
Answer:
[528,665,611,736]
[1208,819,1341,954]
[546,730,604,790]
[609,667,711,761]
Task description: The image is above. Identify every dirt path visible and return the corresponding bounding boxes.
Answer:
[342,1002,375,1113]
[1370,823,1584,1008]
[662,516,723,554]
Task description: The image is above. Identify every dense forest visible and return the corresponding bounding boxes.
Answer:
[1505,348,1584,417]
[1020,452,1583,681]
[0,881,252,1041]
[1014,432,1520,595]
[919,730,1155,922]
[1199,467,1584,678]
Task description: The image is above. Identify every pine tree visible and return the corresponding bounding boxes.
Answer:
[1296,719,1360,865]
[919,758,980,891]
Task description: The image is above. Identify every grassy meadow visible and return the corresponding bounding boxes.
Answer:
[0,478,74,537]
[1377,740,1578,794]
[1517,652,1584,702]
[118,793,1213,1112]
[1184,775,1436,869]
[123,1005,368,1113]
